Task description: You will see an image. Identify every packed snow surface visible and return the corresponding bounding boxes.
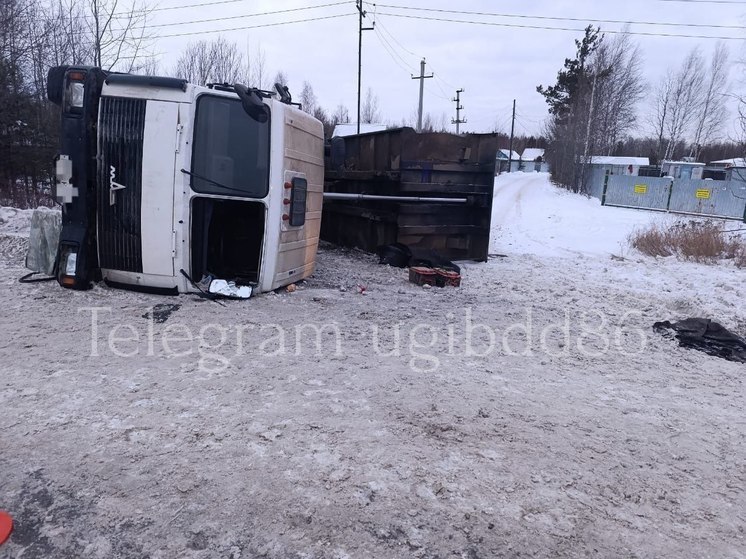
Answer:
[1,174,743,558]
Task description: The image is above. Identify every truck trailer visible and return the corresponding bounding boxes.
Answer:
[46,66,324,296]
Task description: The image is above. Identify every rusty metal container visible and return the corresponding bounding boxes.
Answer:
[323,128,498,261]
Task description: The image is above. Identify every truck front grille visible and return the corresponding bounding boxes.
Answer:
[97,96,146,273]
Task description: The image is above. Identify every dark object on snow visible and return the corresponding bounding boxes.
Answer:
[142,303,182,324]
[377,242,411,268]
[19,272,56,283]
[376,243,461,273]
[653,318,746,364]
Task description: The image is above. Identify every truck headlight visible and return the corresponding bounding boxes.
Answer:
[64,70,86,113]
[69,82,84,108]
[57,243,79,287]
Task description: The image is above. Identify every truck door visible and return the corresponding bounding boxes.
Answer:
[98,98,178,277]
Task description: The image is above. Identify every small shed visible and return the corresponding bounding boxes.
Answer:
[520,148,549,172]
[496,149,521,174]
[708,158,746,182]
[586,156,650,199]
[589,156,649,176]
[661,160,705,180]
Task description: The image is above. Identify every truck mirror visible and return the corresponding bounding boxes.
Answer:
[233,84,268,123]
[47,65,69,105]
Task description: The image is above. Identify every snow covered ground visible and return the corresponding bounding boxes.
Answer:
[0,177,744,558]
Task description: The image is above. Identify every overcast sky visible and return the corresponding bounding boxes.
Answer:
[149,0,746,137]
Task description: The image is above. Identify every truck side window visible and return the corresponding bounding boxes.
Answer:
[289,177,307,226]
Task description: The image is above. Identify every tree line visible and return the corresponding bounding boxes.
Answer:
[537,26,737,193]
[0,0,366,207]
[1,0,154,207]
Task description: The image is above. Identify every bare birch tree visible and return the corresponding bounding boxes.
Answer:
[663,48,705,160]
[209,37,243,84]
[174,41,212,85]
[590,31,644,155]
[174,38,243,86]
[84,0,153,71]
[332,103,349,124]
[650,72,674,163]
[299,81,317,114]
[689,42,729,160]
[361,87,380,123]
[244,41,269,89]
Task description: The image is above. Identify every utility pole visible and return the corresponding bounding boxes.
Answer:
[411,58,433,132]
[451,88,466,134]
[508,99,516,172]
[356,0,374,134]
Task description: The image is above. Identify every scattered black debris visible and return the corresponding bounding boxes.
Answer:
[653,318,746,364]
[18,272,56,283]
[376,242,411,268]
[142,303,182,324]
[376,243,460,273]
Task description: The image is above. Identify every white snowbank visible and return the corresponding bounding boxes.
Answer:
[491,172,686,258]
[483,172,745,325]
[0,206,36,237]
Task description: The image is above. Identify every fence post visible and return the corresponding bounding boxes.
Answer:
[665,179,674,212]
[601,174,609,206]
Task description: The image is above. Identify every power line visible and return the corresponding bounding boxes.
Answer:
[430,77,452,102]
[374,28,414,73]
[372,14,453,101]
[655,0,746,3]
[370,15,450,102]
[374,26,447,103]
[151,0,349,13]
[147,2,351,29]
[72,0,350,24]
[371,3,746,30]
[375,12,745,40]
[374,16,416,56]
[157,13,354,39]
[374,27,415,71]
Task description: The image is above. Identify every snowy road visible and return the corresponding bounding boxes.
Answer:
[490,172,678,258]
[0,179,744,558]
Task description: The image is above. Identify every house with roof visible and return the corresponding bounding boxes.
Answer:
[585,156,650,199]
[588,156,649,176]
[661,160,705,180]
[520,148,549,172]
[496,149,521,174]
[708,158,746,182]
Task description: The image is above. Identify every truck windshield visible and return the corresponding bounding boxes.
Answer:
[191,94,270,198]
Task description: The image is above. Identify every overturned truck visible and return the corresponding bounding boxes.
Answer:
[323,128,498,261]
[43,66,496,297]
[47,66,324,295]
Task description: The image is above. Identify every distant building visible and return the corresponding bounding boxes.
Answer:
[520,148,549,172]
[586,156,650,199]
[588,156,649,176]
[708,158,746,181]
[496,149,521,174]
[661,160,705,180]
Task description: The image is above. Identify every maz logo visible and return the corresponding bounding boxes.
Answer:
[109,165,127,205]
